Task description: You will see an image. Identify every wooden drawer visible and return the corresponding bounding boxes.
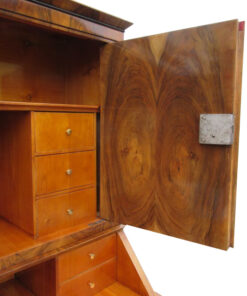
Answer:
[33,112,96,155]
[35,151,96,196]
[36,187,96,236]
[58,258,116,296]
[57,234,116,282]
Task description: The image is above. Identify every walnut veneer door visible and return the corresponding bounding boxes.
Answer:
[100,20,244,250]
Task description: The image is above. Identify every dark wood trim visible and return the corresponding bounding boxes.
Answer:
[0,0,124,43]
[0,101,100,113]
[28,0,133,32]
[0,218,123,277]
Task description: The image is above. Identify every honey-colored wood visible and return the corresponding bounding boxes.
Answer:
[35,151,96,196]
[0,0,124,42]
[0,112,34,235]
[0,218,122,277]
[59,258,116,296]
[36,188,96,236]
[0,108,97,236]
[117,232,155,296]
[230,24,245,247]
[57,233,116,282]
[95,282,141,296]
[0,101,99,113]
[100,20,241,250]
[0,18,102,105]
[0,279,34,296]
[34,112,96,155]
[17,260,56,296]
[36,0,132,32]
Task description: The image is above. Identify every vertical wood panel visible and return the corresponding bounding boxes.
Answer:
[100,20,241,250]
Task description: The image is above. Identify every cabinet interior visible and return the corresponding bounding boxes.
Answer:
[0,17,103,106]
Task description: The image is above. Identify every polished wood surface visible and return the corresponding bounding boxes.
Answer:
[0,101,100,112]
[35,151,96,196]
[17,260,56,296]
[34,112,96,155]
[101,20,241,250]
[57,233,116,282]
[0,218,121,276]
[0,109,97,236]
[230,23,245,247]
[0,0,124,42]
[0,112,34,235]
[36,188,96,236]
[35,0,132,32]
[95,282,141,296]
[59,258,116,296]
[0,279,34,296]
[0,18,102,105]
[117,232,155,296]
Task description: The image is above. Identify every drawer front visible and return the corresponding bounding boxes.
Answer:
[35,151,96,196]
[59,258,116,296]
[36,187,96,236]
[34,112,96,155]
[57,234,116,282]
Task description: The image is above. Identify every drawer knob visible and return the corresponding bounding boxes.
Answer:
[66,169,72,175]
[66,128,72,136]
[88,253,95,260]
[66,209,73,215]
[88,282,95,289]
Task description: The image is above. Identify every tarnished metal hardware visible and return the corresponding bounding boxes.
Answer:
[66,169,72,175]
[66,128,72,135]
[66,209,73,215]
[199,114,234,145]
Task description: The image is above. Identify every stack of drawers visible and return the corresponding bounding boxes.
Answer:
[57,234,117,296]
[34,112,97,236]
[0,111,97,238]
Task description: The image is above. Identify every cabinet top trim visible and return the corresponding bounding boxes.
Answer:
[0,101,100,113]
[28,0,133,32]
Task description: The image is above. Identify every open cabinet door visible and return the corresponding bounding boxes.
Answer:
[100,20,244,250]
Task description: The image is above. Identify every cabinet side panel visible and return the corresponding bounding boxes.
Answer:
[117,231,155,296]
[230,24,245,246]
[0,112,34,234]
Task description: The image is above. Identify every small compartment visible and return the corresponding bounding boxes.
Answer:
[36,187,96,236]
[0,279,34,296]
[0,260,56,296]
[33,112,96,155]
[59,258,116,296]
[35,150,96,196]
[0,18,103,106]
[57,233,116,282]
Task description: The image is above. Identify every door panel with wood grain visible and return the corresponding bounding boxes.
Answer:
[100,20,244,250]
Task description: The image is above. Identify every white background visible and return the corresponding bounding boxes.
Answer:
[78,1,246,295]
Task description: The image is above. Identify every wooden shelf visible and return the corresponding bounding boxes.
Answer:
[0,101,100,113]
[0,217,121,277]
[95,282,141,296]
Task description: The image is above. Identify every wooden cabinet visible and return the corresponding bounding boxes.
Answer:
[0,0,244,295]
[0,111,97,237]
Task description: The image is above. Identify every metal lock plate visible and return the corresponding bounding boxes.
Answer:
[199,114,235,145]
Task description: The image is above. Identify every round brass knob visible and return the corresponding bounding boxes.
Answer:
[66,209,73,215]
[88,282,95,289]
[88,253,95,260]
[66,169,72,175]
[66,128,72,136]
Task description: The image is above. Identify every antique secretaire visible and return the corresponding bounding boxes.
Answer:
[0,0,244,295]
